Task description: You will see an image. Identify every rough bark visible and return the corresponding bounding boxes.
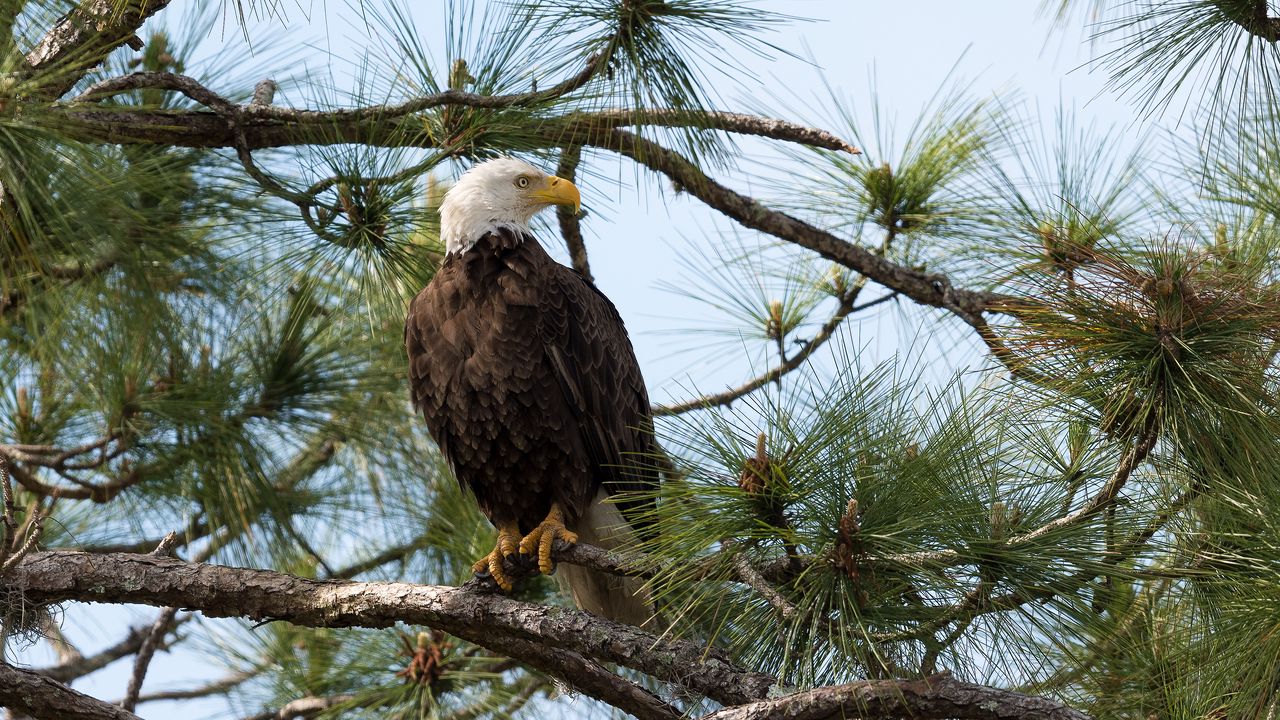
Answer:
[5,551,1092,720]
[701,673,1091,720]
[10,550,774,707]
[0,662,142,720]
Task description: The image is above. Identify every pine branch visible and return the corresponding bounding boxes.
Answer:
[1011,424,1158,546]
[700,672,1090,720]
[1,453,145,502]
[45,71,1019,340]
[11,550,775,708]
[323,536,426,580]
[478,635,681,720]
[76,520,210,555]
[1223,1,1280,41]
[0,663,142,720]
[561,109,860,153]
[56,74,857,153]
[24,0,173,100]
[119,605,179,712]
[127,668,258,704]
[38,626,140,683]
[585,127,1009,321]
[7,550,1089,719]
[654,286,893,416]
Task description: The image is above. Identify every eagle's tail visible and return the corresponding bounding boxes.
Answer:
[560,491,659,628]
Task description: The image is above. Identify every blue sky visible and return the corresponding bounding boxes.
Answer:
[13,2,1158,717]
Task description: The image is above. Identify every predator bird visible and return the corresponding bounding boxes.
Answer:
[405,158,658,625]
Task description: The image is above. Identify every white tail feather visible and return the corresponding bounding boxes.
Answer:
[560,491,657,627]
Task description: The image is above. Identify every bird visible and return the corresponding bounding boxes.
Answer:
[405,157,659,625]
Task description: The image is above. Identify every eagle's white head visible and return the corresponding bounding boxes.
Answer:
[439,157,582,255]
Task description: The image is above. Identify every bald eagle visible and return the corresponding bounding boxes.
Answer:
[405,158,657,625]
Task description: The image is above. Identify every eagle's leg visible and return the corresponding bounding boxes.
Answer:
[518,502,579,575]
[472,522,521,592]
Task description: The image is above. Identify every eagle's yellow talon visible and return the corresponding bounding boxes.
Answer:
[519,502,578,575]
[474,523,520,592]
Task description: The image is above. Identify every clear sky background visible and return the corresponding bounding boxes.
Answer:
[12,2,1161,717]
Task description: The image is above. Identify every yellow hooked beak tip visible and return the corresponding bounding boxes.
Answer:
[535,175,581,215]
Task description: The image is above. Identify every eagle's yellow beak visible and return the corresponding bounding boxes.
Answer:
[532,175,581,215]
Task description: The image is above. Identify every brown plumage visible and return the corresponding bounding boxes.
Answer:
[406,211,658,624]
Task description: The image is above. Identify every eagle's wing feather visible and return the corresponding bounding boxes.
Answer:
[537,263,658,531]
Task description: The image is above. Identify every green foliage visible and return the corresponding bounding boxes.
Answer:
[1087,0,1280,118]
[10,0,1280,717]
[780,84,1008,271]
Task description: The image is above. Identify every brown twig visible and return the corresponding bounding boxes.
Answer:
[128,668,259,704]
[34,614,192,685]
[555,145,592,282]
[726,541,798,621]
[566,108,860,154]
[1012,426,1158,546]
[119,606,179,712]
[654,287,893,416]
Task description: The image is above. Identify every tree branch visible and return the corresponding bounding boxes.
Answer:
[241,695,355,720]
[584,127,1008,321]
[555,145,592,282]
[0,662,142,720]
[128,668,258,704]
[654,286,889,416]
[477,635,681,720]
[11,550,775,708]
[119,606,178,712]
[34,614,191,684]
[700,672,1090,720]
[25,0,174,100]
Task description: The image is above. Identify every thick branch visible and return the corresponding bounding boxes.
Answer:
[11,551,774,708]
[25,0,173,100]
[481,635,680,720]
[0,662,142,720]
[700,672,1090,720]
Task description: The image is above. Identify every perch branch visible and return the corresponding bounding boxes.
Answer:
[10,550,775,708]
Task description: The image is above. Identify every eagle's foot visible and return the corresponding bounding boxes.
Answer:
[472,523,521,592]
[518,502,578,575]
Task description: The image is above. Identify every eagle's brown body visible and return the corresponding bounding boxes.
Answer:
[405,228,657,611]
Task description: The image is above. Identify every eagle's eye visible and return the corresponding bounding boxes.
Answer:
[515,176,531,189]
